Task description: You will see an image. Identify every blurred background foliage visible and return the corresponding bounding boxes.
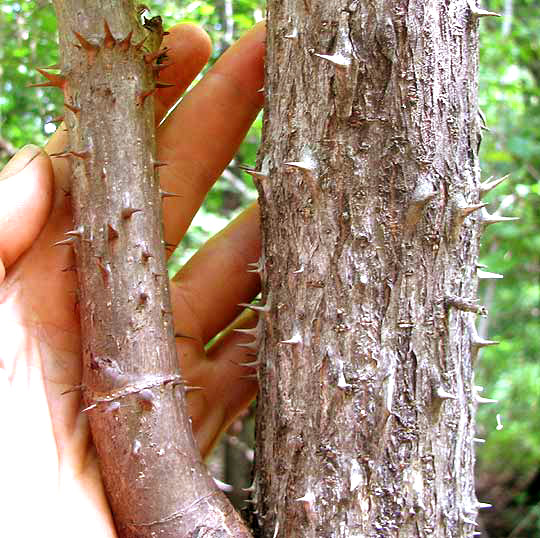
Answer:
[0,0,538,535]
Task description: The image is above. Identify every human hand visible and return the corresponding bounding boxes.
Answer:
[0,22,264,537]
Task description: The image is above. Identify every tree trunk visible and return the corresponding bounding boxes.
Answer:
[51,2,250,536]
[253,1,490,536]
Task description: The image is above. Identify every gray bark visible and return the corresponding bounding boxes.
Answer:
[253,1,490,536]
[51,2,251,536]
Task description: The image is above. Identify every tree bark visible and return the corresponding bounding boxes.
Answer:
[51,2,251,536]
[254,1,489,536]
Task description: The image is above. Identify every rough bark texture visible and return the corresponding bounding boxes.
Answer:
[254,1,487,536]
[52,2,251,536]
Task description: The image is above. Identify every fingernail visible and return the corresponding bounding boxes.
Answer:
[0,145,42,182]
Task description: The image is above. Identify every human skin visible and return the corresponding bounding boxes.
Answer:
[0,22,264,537]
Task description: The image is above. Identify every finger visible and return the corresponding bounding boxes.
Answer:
[158,22,265,246]
[171,203,261,344]
[182,309,259,457]
[154,23,212,121]
[44,22,212,202]
[0,146,54,284]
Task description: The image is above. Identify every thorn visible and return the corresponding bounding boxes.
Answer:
[174,332,198,341]
[121,207,143,219]
[144,48,169,64]
[280,333,302,345]
[65,226,84,238]
[257,87,264,93]
[474,438,486,443]
[239,359,260,368]
[103,20,115,49]
[61,264,77,273]
[284,161,315,171]
[163,241,176,250]
[496,414,504,430]
[237,341,258,351]
[213,478,234,492]
[64,102,80,114]
[457,202,487,218]
[247,257,264,274]
[480,174,509,197]
[137,88,157,105]
[293,265,304,274]
[141,250,152,262]
[81,403,97,413]
[475,395,498,404]
[445,295,487,316]
[107,224,119,241]
[160,190,182,199]
[152,61,172,74]
[118,30,133,51]
[155,81,175,89]
[468,0,501,18]
[50,115,64,123]
[239,165,268,181]
[73,31,100,64]
[436,387,457,400]
[239,301,271,313]
[480,207,519,227]
[29,69,67,89]
[134,35,148,51]
[467,317,499,349]
[314,52,351,67]
[53,237,77,247]
[477,269,503,279]
[242,483,256,493]
[234,327,259,338]
[96,258,111,282]
[153,160,168,168]
[185,385,203,393]
[284,28,298,39]
[476,502,492,509]
[462,516,478,526]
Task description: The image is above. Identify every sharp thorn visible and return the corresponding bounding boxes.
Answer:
[137,88,157,105]
[155,81,175,88]
[153,160,168,168]
[239,302,271,313]
[237,341,258,351]
[121,207,143,219]
[118,30,133,51]
[107,224,119,240]
[72,31,100,64]
[174,332,198,341]
[160,190,182,199]
[480,174,510,197]
[103,20,115,49]
[64,102,80,114]
[29,68,67,89]
[313,52,351,67]
[284,161,315,171]
[477,269,503,279]
[53,237,77,247]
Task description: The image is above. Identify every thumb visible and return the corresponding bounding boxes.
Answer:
[0,145,54,285]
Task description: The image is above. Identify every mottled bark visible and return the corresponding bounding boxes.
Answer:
[51,2,251,536]
[254,1,490,536]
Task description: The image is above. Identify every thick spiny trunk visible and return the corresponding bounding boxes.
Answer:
[253,1,487,536]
